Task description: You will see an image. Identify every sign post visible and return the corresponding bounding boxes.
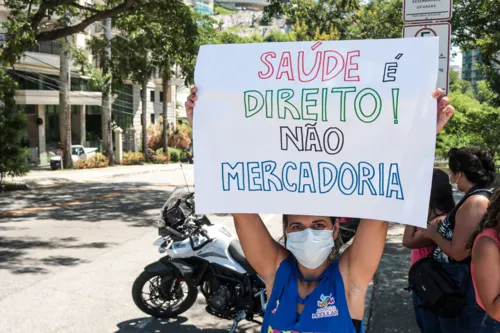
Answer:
[403,0,452,94]
[403,23,451,93]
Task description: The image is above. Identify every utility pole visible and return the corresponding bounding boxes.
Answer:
[102,17,114,165]
[59,36,72,169]
[162,71,169,153]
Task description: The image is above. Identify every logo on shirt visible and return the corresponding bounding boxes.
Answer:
[312,294,338,319]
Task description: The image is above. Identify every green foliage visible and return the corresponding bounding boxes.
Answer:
[0,71,28,183]
[452,0,500,106]
[437,70,500,157]
[0,0,136,66]
[75,153,109,169]
[122,152,145,165]
[214,4,236,15]
[167,147,190,163]
[346,0,403,39]
[168,147,181,162]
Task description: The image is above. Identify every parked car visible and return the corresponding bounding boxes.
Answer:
[50,145,98,170]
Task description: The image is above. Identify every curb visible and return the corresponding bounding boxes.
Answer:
[2,164,187,191]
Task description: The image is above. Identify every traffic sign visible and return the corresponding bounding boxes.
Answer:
[403,0,452,23]
[403,22,451,93]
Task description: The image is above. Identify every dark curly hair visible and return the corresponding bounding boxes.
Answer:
[448,147,496,188]
[467,189,500,250]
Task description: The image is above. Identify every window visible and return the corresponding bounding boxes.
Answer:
[159,91,163,103]
[150,90,155,102]
[151,114,155,124]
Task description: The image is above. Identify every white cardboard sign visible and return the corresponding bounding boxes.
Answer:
[403,23,451,94]
[403,0,452,22]
[193,38,439,227]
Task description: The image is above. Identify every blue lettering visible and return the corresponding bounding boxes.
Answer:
[222,162,245,191]
[262,160,283,191]
[318,162,338,193]
[386,163,404,200]
[358,162,377,195]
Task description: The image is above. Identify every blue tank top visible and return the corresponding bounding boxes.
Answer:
[261,256,364,333]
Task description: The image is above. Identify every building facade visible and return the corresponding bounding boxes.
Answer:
[1,2,178,166]
[461,49,483,87]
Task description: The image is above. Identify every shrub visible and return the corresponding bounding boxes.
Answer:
[75,153,109,169]
[168,128,191,150]
[150,151,170,164]
[122,152,145,165]
[169,148,180,162]
[147,123,163,151]
[180,150,190,163]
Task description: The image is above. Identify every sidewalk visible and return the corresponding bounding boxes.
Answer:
[367,223,419,333]
[3,164,187,189]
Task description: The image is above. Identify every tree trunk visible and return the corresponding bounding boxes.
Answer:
[162,73,169,153]
[59,36,72,169]
[142,78,149,162]
[102,17,114,166]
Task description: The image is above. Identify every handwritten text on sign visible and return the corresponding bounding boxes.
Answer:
[194,38,439,227]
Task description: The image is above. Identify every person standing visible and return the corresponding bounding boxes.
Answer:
[469,189,500,332]
[421,147,496,332]
[403,168,456,332]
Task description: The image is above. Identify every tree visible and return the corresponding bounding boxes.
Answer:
[0,71,28,184]
[346,0,403,39]
[0,0,135,65]
[436,70,500,158]
[453,0,500,106]
[147,3,198,154]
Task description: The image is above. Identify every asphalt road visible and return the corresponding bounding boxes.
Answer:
[0,166,288,333]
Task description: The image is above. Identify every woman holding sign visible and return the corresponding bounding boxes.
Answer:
[185,88,454,333]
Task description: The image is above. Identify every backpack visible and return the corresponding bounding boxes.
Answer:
[407,257,466,317]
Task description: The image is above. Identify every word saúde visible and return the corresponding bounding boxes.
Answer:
[221,160,404,199]
[258,44,360,83]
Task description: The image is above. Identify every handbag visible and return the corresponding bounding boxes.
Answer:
[407,256,466,317]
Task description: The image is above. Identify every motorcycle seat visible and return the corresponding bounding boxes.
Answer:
[228,239,256,275]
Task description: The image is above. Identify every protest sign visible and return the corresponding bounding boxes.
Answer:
[193,38,439,227]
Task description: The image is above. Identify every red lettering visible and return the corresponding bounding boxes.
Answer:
[322,50,345,82]
[276,52,294,81]
[258,52,276,79]
[344,50,360,82]
[298,51,322,82]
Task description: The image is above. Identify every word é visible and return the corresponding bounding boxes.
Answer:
[258,42,360,83]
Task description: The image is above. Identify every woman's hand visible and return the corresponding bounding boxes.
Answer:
[185,87,197,128]
[421,220,439,241]
[433,88,455,134]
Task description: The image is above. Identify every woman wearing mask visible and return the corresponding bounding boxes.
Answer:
[421,147,496,332]
[402,168,456,332]
[186,88,455,333]
[469,189,500,332]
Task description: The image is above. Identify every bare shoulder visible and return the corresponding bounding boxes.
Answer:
[473,236,500,260]
[461,194,490,211]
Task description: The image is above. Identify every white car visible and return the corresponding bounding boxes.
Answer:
[50,145,98,170]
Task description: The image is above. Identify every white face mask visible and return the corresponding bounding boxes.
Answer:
[286,228,334,269]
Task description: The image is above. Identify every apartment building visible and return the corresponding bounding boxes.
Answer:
[1,2,178,166]
[461,49,483,88]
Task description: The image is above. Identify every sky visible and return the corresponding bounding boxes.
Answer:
[451,46,462,67]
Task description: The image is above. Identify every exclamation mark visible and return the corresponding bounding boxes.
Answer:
[392,88,400,124]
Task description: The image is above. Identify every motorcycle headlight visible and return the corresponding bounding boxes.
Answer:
[158,218,166,228]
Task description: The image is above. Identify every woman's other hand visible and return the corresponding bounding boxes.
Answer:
[433,88,455,134]
[185,87,197,128]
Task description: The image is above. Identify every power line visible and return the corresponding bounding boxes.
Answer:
[10,69,136,114]
[21,52,175,109]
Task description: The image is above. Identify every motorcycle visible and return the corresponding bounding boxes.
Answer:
[132,187,267,333]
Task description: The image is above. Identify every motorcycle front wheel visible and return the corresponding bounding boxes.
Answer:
[132,270,198,319]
